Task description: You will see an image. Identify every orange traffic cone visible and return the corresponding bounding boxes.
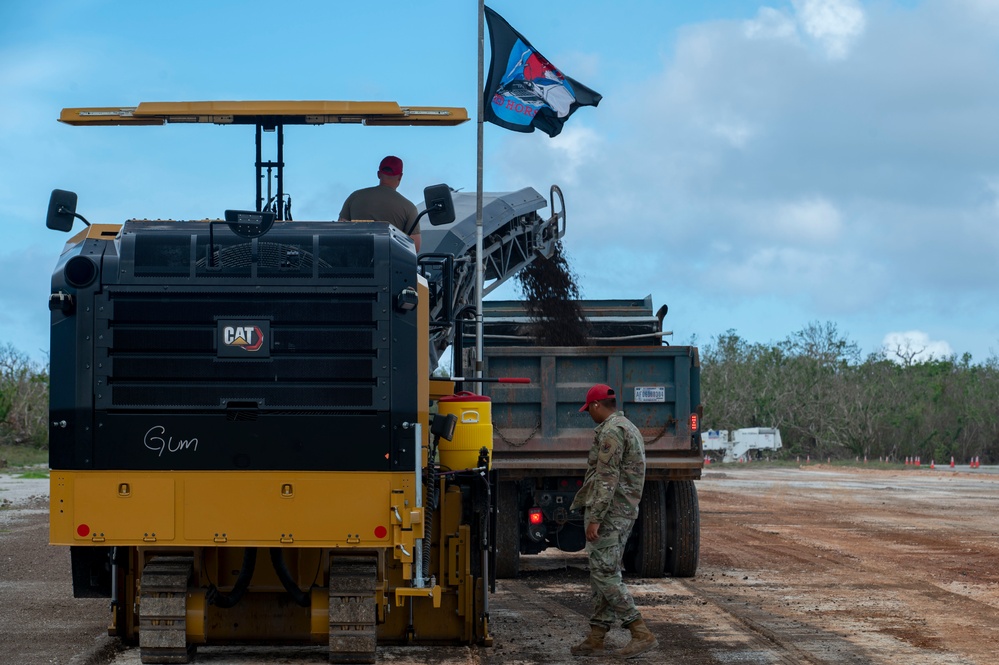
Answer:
[930,459,935,469]
[950,456,955,468]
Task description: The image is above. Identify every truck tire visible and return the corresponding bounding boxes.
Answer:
[666,479,700,577]
[623,480,667,577]
[495,481,521,578]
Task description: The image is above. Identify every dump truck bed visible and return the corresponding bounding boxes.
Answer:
[482,345,702,478]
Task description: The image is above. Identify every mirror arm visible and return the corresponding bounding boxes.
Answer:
[405,208,432,237]
[60,206,91,227]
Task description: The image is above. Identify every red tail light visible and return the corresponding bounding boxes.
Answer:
[690,412,699,432]
[528,507,544,525]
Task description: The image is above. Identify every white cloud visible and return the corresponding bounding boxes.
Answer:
[955,0,999,28]
[793,0,866,59]
[745,0,866,60]
[701,244,880,313]
[772,197,842,243]
[745,7,799,42]
[708,116,756,149]
[881,331,954,363]
[545,125,602,187]
[983,175,999,215]
[496,1,999,356]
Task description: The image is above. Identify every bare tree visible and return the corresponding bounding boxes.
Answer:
[0,344,49,447]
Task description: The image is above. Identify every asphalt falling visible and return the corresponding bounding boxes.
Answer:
[516,240,589,347]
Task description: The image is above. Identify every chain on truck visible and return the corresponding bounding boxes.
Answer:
[46,99,702,664]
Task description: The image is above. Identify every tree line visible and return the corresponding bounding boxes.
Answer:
[5,322,999,464]
[0,344,48,448]
[700,322,999,464]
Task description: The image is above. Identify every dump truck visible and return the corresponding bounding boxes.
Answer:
[474,299,703,579]
[419,198,704,580]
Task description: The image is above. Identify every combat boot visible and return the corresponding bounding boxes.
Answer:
[570,624,608,656]
[616,618,657,659]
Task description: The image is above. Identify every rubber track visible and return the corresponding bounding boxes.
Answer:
[328,556,378,664]
[139,556,195,664]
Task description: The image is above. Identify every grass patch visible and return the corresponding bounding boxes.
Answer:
[16,470,48,479]
[0,444,47,472]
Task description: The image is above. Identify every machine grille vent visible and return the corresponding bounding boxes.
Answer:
[97,289,387,411]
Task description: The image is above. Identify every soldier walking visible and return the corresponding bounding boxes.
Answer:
[570,384,658,659]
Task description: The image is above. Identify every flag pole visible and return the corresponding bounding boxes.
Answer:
[474,0,485,394]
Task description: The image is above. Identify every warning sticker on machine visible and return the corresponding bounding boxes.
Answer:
[634,386,666,403]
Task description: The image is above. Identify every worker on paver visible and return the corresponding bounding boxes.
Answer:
[570,384,658,659]
[338,155,421,251]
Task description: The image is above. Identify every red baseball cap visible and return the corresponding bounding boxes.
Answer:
[379,155,403,177]
[579,384,615,412]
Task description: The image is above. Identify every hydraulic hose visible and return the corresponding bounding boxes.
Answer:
[209,547,257,608]
[269,548,312,607]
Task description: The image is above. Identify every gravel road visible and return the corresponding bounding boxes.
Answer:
[3,465,997,664]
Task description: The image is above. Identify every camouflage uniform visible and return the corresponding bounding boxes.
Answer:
[570,411,646,629]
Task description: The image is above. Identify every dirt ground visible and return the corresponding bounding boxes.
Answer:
[3,465,998,664]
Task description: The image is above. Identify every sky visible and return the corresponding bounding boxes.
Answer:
[3,0,998,366]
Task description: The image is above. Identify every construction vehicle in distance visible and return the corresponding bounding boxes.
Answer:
[46,100,565,664]
[703,427,782,463]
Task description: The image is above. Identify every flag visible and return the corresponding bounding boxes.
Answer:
[483,6,602,138]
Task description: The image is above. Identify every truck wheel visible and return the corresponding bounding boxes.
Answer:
[495,481,521,578]
[623,480,667,577]
[666,480,700,577]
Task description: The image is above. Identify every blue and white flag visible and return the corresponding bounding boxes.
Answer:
[484,6,602,138]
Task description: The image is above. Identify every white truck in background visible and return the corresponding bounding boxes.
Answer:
[704,427,782,462]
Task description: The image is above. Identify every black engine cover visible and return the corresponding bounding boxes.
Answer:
[49,220,421,472]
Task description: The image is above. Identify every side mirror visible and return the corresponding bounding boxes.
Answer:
[47,189,80,232]
[423,184,456,227]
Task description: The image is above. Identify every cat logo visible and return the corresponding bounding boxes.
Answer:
[217,320,270,357]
